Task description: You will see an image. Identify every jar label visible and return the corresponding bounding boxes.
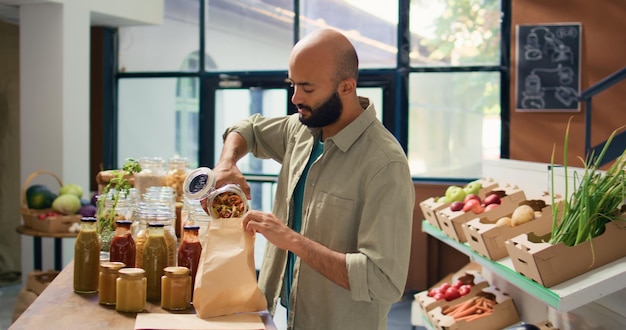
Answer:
[189,174,209,194]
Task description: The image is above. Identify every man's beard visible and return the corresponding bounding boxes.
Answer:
[297,91,343,128]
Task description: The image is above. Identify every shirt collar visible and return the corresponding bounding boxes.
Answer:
[325,96,376,152]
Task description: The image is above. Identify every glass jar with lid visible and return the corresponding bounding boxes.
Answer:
[98,261,125,305]
[166,157,190,203]
[161,266,192,310]
[143,223,168,301]
[116,268,146,312]
[135,157,167,199]
[182,167,249,219]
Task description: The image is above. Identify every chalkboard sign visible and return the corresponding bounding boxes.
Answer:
[515,23,581,112]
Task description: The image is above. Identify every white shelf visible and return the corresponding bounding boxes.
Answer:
[422,220,626,312]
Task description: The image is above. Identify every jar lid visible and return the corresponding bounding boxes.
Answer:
[81,217,97,223]
[164,266,190,276]
[147,222,165,228]
[100,261,126,271]
[183,167,216,200]
[183,225,200,230]
[119,268,145,277]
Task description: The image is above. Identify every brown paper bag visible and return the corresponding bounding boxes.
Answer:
[193,217,267,318]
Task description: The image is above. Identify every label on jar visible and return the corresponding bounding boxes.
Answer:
[188,174,208,194]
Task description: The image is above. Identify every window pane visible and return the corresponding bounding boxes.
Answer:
[356,87,383,121]
[214,88,287,175]
[409,0,501,66]
[118,78,200,168]
[299,1,398,68]
[408,72,501,178]
[118,0,200,72]
[204,0,294,71]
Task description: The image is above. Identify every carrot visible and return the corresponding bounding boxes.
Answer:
[452,305,479,319]
[447,298,475,318]
[456,310,492,322]
[442,304,460,315]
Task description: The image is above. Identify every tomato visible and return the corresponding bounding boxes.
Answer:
[427,289,437,297]
[439,283,451,291]
[459,285,472,296]
[433,292,445,301]
[444,287,461,301]
[452,280,464,288]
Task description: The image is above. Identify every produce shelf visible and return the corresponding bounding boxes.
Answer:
[422,220,626,312]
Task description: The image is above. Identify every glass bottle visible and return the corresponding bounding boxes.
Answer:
[116,268,147,312]
[177,225,202,294]
[166,157,190,203]
[161,266,192,310]
[98,261,125,305]
[143,222,168,301]
[189,207,211,249]
[109,220,136,268]
[135,157,166,199]
[74,217,101,293]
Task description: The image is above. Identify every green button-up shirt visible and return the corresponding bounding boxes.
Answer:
[224,97,415,330]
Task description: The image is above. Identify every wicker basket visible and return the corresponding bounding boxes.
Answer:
[21,171,81,233]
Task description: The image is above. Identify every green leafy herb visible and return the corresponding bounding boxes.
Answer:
[549,118,626,253]
[97,158,141,235]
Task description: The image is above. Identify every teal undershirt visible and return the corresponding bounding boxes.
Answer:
[283,137,324,315]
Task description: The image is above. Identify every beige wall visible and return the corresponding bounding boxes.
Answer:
[0,20,21,273]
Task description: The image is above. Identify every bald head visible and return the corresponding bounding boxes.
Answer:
[291,29,359,83]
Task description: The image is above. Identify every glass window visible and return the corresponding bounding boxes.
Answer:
[118,0,200,72]
[300,0,398,68]
[407,72,501,178]
[204,0,294,71]
[118,78,200,168]
[214,88,287,175]
[409,0,501,66]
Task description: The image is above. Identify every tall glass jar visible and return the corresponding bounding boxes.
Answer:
[135,157,166,199]
[166,157,190,203]
[98,261,125,305]
[109,220,136,268]
[116,268,146,312]
[97,191,132,253]
[161,266,192,310]
[182,167,249,219]
[143,223,168,301]
[177,225,202,294]
[74,217,101,294]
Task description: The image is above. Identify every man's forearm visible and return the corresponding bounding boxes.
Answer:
[291,234,350,290]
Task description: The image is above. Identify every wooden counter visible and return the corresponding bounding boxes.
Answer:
[9,260,277,329]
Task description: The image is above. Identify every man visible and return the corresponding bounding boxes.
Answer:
[212,28,415,329]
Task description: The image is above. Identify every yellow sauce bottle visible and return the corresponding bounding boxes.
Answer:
[161,266,191,310]
[143,222,168,301]
[116,268,146,312]
[74,217,100,293]
[98,261,125,305]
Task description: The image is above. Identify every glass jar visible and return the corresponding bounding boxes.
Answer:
[161,266,192,310]
[182,167,249,219]
[135,157,166,199]
[143,223,168,301]
[166,157,190,203]
[97,191,132,253]
[109,220,136,268]
[74,217,100,294]
[177,225,202,294]
[98,261,125,305]
[188,207,211,248]
[116,268,146,312]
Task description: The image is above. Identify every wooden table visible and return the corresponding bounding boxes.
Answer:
[16,225,77,270]
[9,260,277,329]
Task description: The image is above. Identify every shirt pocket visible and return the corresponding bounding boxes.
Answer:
[306,192,355,248]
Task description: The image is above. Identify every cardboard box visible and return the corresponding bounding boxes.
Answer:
[414,262,486,326]
[504,220,626,287]
[419,178,499,230]
[26,270,60,295]
[462,195,560,261]
[437,184,526,243]
[428,286,520,330]
[27,213,81,233]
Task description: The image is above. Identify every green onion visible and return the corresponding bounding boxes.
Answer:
[549,118,626,249]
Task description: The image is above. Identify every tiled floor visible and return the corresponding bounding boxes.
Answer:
[0,278,419,330]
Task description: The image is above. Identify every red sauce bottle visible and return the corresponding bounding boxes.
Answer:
[110,220,136,268]
[177,225,202,293]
